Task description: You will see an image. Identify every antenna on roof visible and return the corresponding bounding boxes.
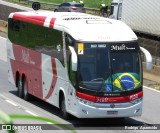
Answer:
[32,2,41,11]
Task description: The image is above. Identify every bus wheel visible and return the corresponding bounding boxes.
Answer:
[60,96,70,120]
[18,80,23,98]
[23,78,30,101]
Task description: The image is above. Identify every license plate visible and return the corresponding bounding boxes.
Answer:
[107,111,118,115]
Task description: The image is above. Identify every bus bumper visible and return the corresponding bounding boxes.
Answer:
[74,100,142,118]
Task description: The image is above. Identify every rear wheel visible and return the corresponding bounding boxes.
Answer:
[60,95,70,120]
[18,80,23,98]
[23,78,30,101]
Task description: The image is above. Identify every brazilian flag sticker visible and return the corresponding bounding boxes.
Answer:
[105,73,141,91]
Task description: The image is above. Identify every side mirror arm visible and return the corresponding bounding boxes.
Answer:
[68,46,77,71]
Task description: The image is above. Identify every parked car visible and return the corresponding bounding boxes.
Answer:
[54,2,85,13]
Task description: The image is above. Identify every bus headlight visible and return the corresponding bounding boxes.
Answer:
[130,98,142,104]
[77,97,94,106]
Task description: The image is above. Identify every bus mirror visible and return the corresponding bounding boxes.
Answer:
[140,47,152,70]
[65,34,74,46]
[69,46,77,71]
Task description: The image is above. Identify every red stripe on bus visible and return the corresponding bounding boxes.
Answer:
[49,18,56,28]
[76,91,143,103]
[13,13,46,26]
[44,58,57,100]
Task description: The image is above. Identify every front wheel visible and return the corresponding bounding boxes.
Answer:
[60,96,70,120]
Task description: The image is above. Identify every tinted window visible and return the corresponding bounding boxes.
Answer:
[61,3,70,6]
[8,18,64,63]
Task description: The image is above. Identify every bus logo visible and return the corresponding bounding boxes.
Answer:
[111,44,136,51]
[111,44,126,51]
[21,50,30,64]
[96,97,109,103]
[130,94,138,101]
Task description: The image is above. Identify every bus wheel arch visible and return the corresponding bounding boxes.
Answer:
[59,90,70,120]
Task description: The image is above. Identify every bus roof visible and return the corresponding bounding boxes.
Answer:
[9,11,137,42]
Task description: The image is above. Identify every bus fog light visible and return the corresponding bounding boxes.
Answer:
[77,97,94,106]
[134,108,140,113]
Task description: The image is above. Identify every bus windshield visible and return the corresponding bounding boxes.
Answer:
[77,42,142,93]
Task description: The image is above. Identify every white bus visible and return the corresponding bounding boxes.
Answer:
[7,8,152,119]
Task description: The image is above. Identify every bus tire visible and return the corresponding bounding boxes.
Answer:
[60,95,70,120]
[23,78,30,101]
[18,80,23,98]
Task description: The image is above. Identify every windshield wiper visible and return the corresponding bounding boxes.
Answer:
[90,78,104,82]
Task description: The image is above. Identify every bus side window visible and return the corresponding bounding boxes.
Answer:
[8,19,21,44]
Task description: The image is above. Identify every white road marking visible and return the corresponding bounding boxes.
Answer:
[143,86,160,93]
[25,110,39,116]
[5,99,18,106]
[0,94,39,117]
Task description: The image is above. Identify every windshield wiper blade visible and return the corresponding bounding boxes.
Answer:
[90,78,104,82]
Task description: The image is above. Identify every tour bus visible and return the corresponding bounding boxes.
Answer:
[7,7,152,119]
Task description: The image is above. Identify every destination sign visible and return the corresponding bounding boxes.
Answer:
[83,43,108,49]
[91,44,106,48]
[77,42,139,52]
